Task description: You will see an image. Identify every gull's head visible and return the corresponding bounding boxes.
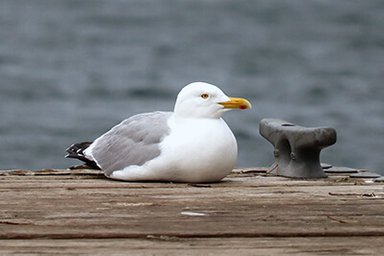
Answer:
[174,82,252,119]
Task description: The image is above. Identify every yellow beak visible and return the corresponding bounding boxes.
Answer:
[219,97,252,110]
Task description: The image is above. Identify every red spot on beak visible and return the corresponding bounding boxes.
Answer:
[240,105,247,110]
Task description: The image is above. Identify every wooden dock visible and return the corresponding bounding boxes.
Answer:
[0,168,383,255]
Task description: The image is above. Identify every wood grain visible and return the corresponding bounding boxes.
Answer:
[0,168,383,255]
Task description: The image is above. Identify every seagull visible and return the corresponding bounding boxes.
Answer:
[66,82,251,183]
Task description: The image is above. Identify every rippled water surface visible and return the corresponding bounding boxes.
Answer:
[1,0,383,174]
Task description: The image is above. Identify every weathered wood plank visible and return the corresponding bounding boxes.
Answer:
[0,168,383,255]
[0,237,383,255]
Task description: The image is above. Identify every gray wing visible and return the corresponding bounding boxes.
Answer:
[89,111,172,176]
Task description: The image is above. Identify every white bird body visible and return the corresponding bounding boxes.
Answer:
[110,117,237,182]
[67,82,251,183]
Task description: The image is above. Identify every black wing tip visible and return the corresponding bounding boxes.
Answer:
[66,142,93,154]
[65,141,101,170]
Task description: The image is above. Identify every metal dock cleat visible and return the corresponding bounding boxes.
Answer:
[259,118,337,178]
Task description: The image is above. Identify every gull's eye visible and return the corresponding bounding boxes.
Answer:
[201,93,209,99]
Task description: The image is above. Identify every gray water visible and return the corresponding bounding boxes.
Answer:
[1,0,383,174]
